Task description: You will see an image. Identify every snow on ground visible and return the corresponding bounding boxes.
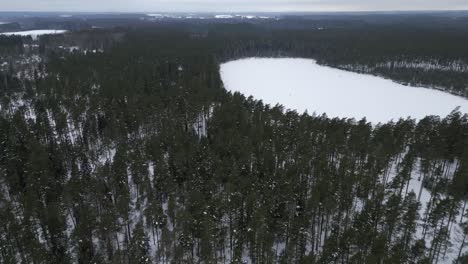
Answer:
[0,29,67,40]
[408,162,466,264]
[0,22,11,25]
[383,158,466,263]
[235,15,256,19]
[215,15,234,19]
[220,58,468,123]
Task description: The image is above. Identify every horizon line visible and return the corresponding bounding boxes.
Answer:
[1,9,468,14]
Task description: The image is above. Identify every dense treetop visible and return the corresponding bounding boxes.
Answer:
[1,16,468,263]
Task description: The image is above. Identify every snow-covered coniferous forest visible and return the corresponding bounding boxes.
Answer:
[1,11,468,264]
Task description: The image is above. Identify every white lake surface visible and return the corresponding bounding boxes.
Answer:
[220,58,468,123]
[0,30,67,40]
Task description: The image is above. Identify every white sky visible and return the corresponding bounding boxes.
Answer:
[1,0,467,12]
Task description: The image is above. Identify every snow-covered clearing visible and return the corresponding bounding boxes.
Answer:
[220,58,468,123]
[0,29,67,40]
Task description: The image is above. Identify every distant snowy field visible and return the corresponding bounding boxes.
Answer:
[0,30,67,40]
[220,58,468,123]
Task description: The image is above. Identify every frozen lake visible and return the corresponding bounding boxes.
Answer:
[220,58,468,123]
[0,30,67,40]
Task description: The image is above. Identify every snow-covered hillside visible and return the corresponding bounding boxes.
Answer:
[220,58,468,123]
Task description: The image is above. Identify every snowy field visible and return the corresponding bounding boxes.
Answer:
[220,58,468,123]
[0,30,67,40]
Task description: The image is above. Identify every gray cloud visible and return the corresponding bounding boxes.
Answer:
[1,0,467,12]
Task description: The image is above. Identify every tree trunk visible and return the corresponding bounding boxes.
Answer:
[457,232,467,263]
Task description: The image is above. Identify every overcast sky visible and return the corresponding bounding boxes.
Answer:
[1,0,468,13]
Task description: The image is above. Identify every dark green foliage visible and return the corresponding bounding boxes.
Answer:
[0,20,468,263]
